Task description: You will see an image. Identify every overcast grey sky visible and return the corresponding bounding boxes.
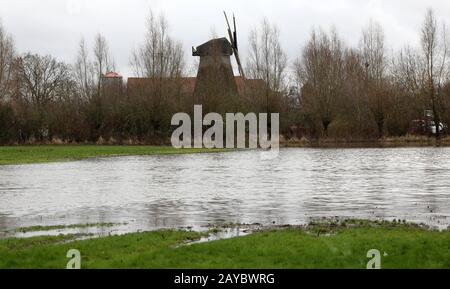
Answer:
[0,0,449,78]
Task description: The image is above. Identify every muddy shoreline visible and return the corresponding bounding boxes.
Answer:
[281,137,450,148]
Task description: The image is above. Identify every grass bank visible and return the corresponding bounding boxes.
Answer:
[0,145,227,165]
[2,139,448,165]
[282,134,450,148]
[1,220,449,269]
[14,223,118,233]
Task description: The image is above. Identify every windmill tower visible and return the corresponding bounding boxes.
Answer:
[192,13,245,113]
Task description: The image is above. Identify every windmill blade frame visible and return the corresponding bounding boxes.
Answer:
[233,14,238,49]
[224,11,246,79]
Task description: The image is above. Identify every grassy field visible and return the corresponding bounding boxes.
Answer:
[1,141,448,165]
[1,221,449,269]
[0,145,227,165]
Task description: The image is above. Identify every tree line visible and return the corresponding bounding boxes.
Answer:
[0,8,449,145]
[293,9,450,140]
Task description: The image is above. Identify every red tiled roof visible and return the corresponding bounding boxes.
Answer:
[180,77,196,94]
[127,76,265,96]
[104,72,122,78]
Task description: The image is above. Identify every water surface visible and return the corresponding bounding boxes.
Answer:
[0,147,449,237]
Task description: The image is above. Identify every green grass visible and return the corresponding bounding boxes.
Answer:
[1,222,449,269]
[0,145,228,165]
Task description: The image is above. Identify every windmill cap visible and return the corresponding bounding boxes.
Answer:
[193,37,233,57]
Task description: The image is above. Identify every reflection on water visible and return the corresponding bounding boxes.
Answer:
[0,147,449,237]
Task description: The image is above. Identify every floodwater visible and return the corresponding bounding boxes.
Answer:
[0,147,449,237]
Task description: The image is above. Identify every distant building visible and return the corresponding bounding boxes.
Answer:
[126,76,265,105]
[409,110,447,135]
[101,72,124,98]
[127,77,197,99]
[112,36,266,110]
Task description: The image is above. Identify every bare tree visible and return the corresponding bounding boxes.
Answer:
[93,33,115,96]
[15,53,72,105]
[130,10,184,78]
[129,9,185,134]
[0,20,14,100]
[421,8,449,139]
[360,20,388,137]
[341,48,371,137]
[385,46,424,135]
[361,20,386,82]
[296,28,345,135]
[392,46,424,97]
[74,38,95,100]
[247,18,287,112]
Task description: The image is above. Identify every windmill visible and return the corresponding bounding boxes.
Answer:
[192,39,239,113]
[191,12,247,112]
[223,12,245,79]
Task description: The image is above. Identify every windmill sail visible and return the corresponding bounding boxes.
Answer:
[224,11,245,79]
[233,15,238,49]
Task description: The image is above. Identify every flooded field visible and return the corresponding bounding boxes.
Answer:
[1,147,449,238]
